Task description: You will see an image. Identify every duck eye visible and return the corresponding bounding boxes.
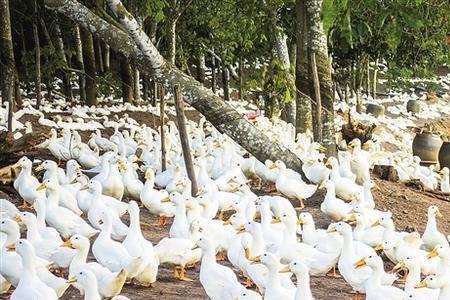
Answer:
[263,254,267,256]
[75,237,78,240]
[243,293,246,296]
[294,262,297,265]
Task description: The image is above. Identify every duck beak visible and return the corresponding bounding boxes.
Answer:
[5,244,15,252]
[297,218,304,225]
[244,247,251,259]
[191,245,199,250]
[226,178,235,184]
[347,214,357,224]
[70,178,78,184]
[392,260,405,271]
[319,145,327,152]
[327,226,337,233]
[250,255,261,264]
[271,217,281,224]
[223,218,232,226]
[435,209,443,218]
[15,215,22,223]
[230,186,239,193]
[60,240,73,248]
[66,276,77,284]
[373,244,384,251]
[79,184,89,191]
[235,225,245,233]
[36,182,46,191]
[427,248,439,259]
[35,164,44,172]
[279,265,291,273]
[98,219,104,225]
[161,196,171,203]
[268,163,277,170]
[324,159,332,168]
[253,211,261,220]
[11,162,20,168]
[318,183,326,190]
[371,220,381,227]
[353,257,366,269]
[415,280,427,289]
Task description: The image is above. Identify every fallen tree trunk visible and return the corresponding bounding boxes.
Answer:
[44,0,307,177]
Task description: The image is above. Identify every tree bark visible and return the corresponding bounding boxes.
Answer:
[74,25,86,102]
[305,0,336,156]
[295,0,313,133]
[165,17,177,65]
[174,85,198,196]
[133,66,140,100]
[103,43,110,72]
[372,58,378,99]
[44,0,307,178]
[159,84,166,172]
[94,37,104,74]
[196,52,206,84]
[238,56,244,100]
[222,64,230,101]
[80,26,97,106]
[0,0,15,131]
[120,56,134,103]
[142,73,148,101]
[274,30,296,125]
[310,52,322,142]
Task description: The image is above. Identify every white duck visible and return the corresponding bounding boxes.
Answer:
[271,160,317,209]
[61,234,126,298]
[122,201,159,286]
[92,210,143,278]
[10,239,58,300]
[67,270,101,300]
[12,156,44,208]
[140,168,175,225]
[120,160,143,200]
[327,157,362,201]
[440,167,450,193]
[36,179,98,239]
[319,179,353,221]
[422,206,449,250]
[416,274,450,300]
[280,261,313,300]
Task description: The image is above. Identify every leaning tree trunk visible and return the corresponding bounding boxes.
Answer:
[0,0,15,131]
[44,0,307,178]
[80,26,97,106]
[273,30,296,125]
[33,0,42,107]
[74,25,86,102]
[295,0,313,134]
[305,0,336,157]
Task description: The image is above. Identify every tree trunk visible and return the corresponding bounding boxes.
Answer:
[0,0,15,131]
[222,64,230,101]
[133,66,140,100]
[166,17,177,65]
[211,52,216,94]
[173,85,198,196]
[372,57,378,99]
[366,59,370,97]
[238,56,244,100]
[310,52,322,142]
[19,23,30,93]
[142,73,148,101]
[121,56,133,103]
[196,52,206,84]
[274,30,296,125]
[305,0,336,156]
[33,0,42,107]
[80,26,97,106]
[45,0,307,178]
[74,25,86,102]
[94,37,104,74]
[103,43,110,72]
[159,84,166,172]
[55,22,73,101]
[295,0,313,133]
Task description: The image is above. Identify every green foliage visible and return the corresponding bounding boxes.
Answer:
[97,72,122,98]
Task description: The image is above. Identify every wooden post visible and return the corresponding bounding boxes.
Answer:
[159,84,166,172]
[310,52,322,142]
[173,85,198,196]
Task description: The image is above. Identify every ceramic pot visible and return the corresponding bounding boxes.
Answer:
[407,100,421,113]
[439,141,450,169]
[412,133,442,164]
[366,104,385,117]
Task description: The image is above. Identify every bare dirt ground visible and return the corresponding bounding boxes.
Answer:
[1,108,450,299]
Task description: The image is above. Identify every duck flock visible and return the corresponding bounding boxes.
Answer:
[0,87,450,300]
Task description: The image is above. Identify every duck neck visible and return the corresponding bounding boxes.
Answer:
[250,228,265,255]
[282,221,298,244]
[382,220,395,240]
[129,210,142,239]
[426,214,437,232]
[295,273,312,300]
[98,218,113,240]
[201,246,216,264]
[25,220,42,243]
[71,245,89,275]
[20,250,38,284]
[174,203,188,226]
[340,231,356,258]
[259,206,272,229]
[83,281,101,300]
[404,262,421,291]
[35,204,47,229]
[438,253,450,276]
[46,187,60,208]
[301,221,316,243]
[266,264,282,288]
[325,185,336,201]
